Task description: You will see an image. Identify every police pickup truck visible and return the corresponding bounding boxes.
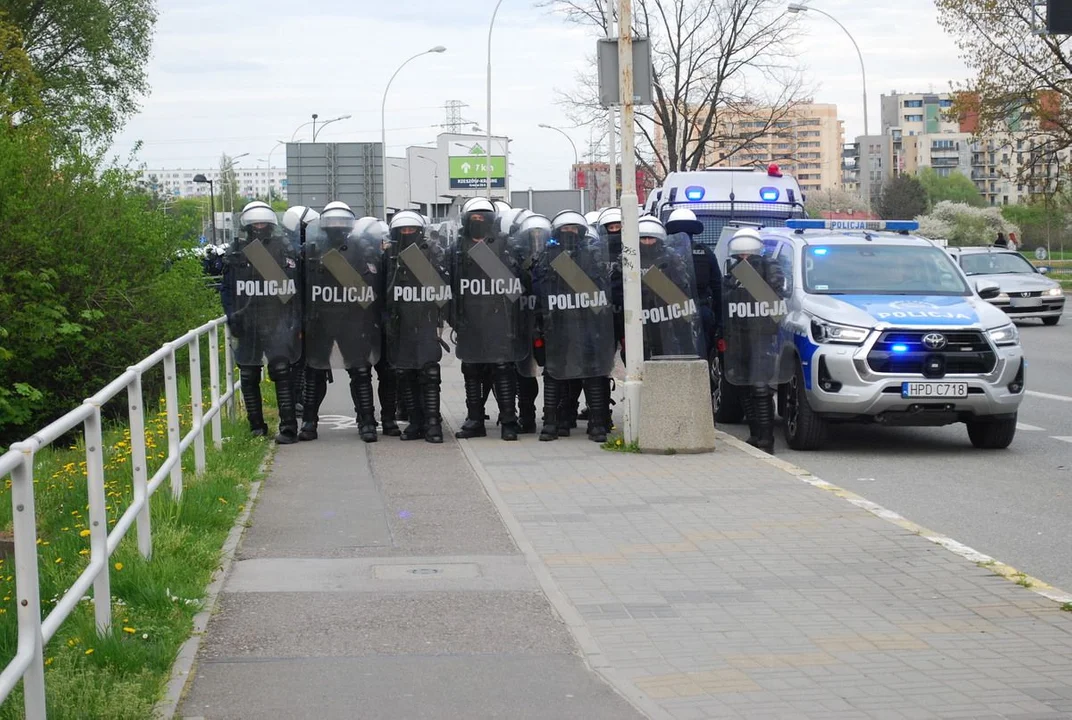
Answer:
[716,219,1026,451]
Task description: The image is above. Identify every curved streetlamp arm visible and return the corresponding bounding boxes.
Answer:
[486,0,506,199]
[382,50,441,220]
[799,6,868,136]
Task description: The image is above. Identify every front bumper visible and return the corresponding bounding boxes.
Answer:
[989,295,1064,320]
[804,331,1025,424]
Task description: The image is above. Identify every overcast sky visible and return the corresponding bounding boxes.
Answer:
[108,0,969,190]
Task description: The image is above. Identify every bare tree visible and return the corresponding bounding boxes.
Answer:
[539,0,811,183]
[936,0,1071,192]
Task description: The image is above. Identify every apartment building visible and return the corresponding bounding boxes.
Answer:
[140,167,288,200]
[704,103,845,194]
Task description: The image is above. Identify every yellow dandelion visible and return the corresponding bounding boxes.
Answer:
[114,562,123,571]
[54,558,62,564]
[218,497,228,504]
[79,529,91,537]
[122,627,135,634]
[78,550,89,556]
[84,648,94,655]
[44,658,53,666]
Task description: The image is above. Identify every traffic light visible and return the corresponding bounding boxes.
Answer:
[1049,0,1072,34]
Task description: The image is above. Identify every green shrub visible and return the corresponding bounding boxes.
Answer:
[0,125,220,445]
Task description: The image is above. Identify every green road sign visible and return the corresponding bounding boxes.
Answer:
[449,156,507,189]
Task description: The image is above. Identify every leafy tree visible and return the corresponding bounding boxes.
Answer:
[540,0,809,182]
[804,188,871,218]
[0,0,156,144]
[916,201,1020,246]
[878,175,928,220]
[936,0,1071,174]
[1001,201,1071,250]
[917,168,985,208]
[0,123,218,444]
[0,10,41,121]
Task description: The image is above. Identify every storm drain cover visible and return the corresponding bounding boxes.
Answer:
[372,563,481,580]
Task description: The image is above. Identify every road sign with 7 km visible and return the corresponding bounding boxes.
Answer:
[449,156,507,189]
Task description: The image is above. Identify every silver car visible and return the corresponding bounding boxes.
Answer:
[946,247,1065,326]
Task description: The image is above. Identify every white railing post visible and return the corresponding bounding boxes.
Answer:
[9,444,46,719]
[83,405,112,635]
[224,324,236,419]
[189,334,206,475]
[126,372,153,559]
[163,346,183,499]
[208,324,223,449]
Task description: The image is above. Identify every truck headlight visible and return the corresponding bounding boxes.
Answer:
[810,317,870,345]
[988,324,1020,347]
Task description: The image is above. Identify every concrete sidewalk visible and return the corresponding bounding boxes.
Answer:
[177,356,1072,720]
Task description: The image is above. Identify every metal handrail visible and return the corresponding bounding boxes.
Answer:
[0,316,240,717]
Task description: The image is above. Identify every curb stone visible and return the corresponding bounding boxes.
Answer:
[452,417,674,720]
[154,439,276,720]
[713,428,1072,606]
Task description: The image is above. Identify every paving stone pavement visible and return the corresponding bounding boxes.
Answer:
[440,358,1072,720]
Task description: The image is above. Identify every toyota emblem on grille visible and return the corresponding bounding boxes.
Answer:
[922,333,947,350]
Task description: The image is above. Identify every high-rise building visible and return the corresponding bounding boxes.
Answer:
[880,91,960,136]
[139,167,287,200]
[705,103,845,194]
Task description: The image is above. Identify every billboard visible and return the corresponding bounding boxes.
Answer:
[449,156,506,189]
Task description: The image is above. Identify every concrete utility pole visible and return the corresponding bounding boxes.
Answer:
[618,0,644,444]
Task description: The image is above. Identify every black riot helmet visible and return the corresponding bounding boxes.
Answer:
[550,210,589,253]
[461,197,497,243]
[389,210,426,250]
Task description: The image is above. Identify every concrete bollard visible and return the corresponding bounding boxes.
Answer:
[638,356,717,454]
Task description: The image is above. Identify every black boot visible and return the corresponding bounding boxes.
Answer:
[350,367,378,443]
[455,363,488,439]
[421,364,443,444]
[292,361,306,416]
[272,365,299,445]
[376,360,401,436]
[240,366,269,436]
[494,364,519,441]
[584,376,610,443]
[518,374,539,434]
[741,393,758,446]
[558,379,582,435]
[298,368,327,441]
[750,388,775,454]
[399,372,426,441]
[540,375,561,442]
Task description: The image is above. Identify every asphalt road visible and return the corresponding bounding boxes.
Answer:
[721,313,1072,592]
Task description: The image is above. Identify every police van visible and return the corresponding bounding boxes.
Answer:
[719,219,1026,451]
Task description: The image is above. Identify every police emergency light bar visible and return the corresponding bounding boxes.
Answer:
[785,219,920,232]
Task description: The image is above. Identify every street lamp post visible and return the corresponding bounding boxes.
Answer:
[266,140,286,201]
[312,114,351,141]
[486,0,506,200]
[411,154,440,218]
[788,3,869,137]
[380,46,447,220]
[192,174,217,245]
[290,114,351,142]
[538,123,584,213]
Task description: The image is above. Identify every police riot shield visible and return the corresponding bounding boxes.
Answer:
[537,232,616,380]
[226,225,302,367]
[303,218,383,371]
[721,251,792,387]
[641,232,705,360]
[510,214,546,379]
[451,229,526,364]
[384,227,451,370]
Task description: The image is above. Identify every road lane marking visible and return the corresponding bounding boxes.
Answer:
[1026,390,1072,403]
[1016,423,1045,431]
[1051,436,1072,444]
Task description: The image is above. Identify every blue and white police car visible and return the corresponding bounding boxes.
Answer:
[721,219,1026,451]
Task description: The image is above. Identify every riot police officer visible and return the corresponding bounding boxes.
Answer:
[384,211,450,444]
[721,228,787,454]
[280,205,320,417]
[638,215,705,359]
[371,219,402,436]
[509,211,547,434]
[451,198,527,441]
[299,204,384,443]
[666,208,720,355]
[222,201,303,443]
[534,210,617,443]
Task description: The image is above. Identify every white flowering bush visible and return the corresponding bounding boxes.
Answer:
[915,201,1020,246]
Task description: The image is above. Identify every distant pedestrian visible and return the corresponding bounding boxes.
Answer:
[994,232,1008,248]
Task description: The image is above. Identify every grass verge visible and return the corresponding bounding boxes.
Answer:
[0,381,272,719]
[601,435,641,453]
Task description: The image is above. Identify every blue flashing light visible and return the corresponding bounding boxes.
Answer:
[759,186,780,202]
[785,219,920,232]
[812,247,828,255]
[891,344,909,353]
[684,185,706,201]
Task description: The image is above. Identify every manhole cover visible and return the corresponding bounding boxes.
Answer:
[373,563,481,580]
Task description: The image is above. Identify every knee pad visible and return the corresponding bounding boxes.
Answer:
[239,365,262,384]
[421,363,441,383]
[267,361,291,382]
[348,366,373,382]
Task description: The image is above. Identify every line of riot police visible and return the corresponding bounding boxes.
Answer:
[219,196,784,453]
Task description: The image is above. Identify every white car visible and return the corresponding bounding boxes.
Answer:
[946,247,1064,326]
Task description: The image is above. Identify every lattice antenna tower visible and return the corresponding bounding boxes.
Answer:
[442,100,469,133]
